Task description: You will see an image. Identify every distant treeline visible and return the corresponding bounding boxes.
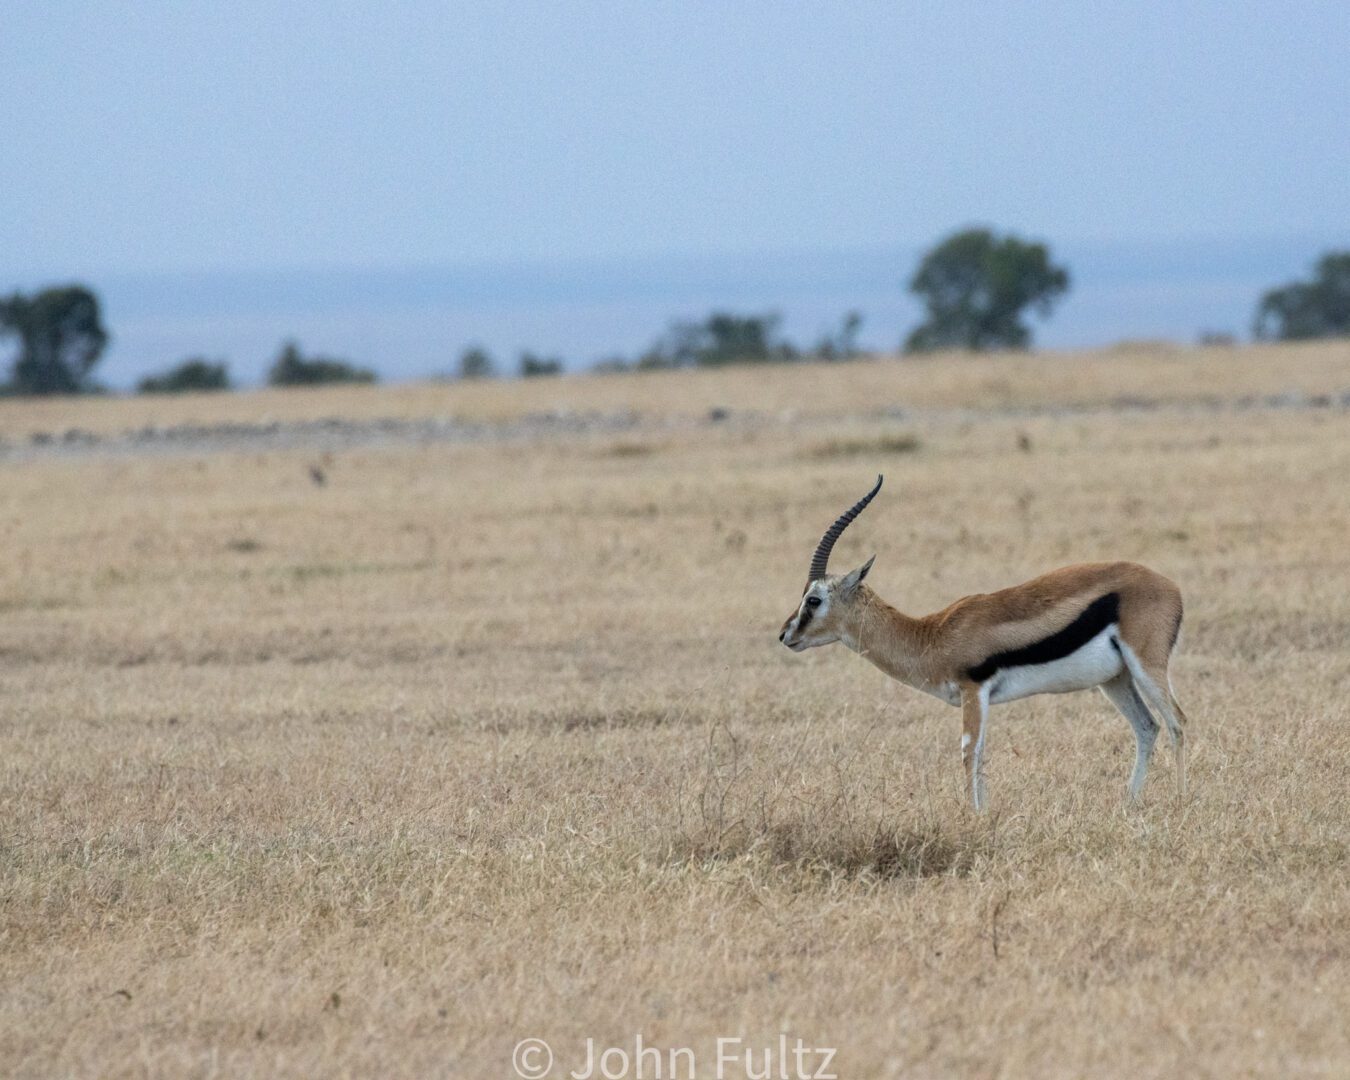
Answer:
[457,309,864,382]
[2,231,1348,396]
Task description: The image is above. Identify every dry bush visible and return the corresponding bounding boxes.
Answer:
[806,432,921,460]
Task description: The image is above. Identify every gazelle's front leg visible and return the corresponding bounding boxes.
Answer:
[960,682,989,811]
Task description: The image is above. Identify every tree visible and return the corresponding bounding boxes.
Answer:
[457,345,496,379]
[138,358,231,394]
[0,284,109,394]
[903,228,1069,353]
[518,352,563,377]
[814,310,864,360]
[1253,251,1350,342]
[648,311,796,367]
[267,341,376,387]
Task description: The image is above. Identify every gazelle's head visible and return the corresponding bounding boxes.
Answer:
[779,475,882,652]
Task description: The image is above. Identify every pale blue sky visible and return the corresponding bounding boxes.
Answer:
[4,1,1348,383]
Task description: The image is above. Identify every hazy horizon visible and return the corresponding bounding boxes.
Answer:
[5,2,1347,386]
[8,232,1332,388]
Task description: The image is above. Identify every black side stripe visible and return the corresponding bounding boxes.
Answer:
[966,592,1121,684]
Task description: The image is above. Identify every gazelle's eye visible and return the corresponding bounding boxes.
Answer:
[805,596,822,608]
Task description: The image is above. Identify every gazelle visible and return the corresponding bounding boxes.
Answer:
[779,476,1188,810]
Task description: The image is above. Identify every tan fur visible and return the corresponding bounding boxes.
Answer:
[780,561,1188,807]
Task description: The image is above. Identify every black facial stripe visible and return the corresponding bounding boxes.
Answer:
[795,607,814,633]
[966,592,1121,684]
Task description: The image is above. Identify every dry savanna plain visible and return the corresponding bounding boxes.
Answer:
[2,343,1350,1079]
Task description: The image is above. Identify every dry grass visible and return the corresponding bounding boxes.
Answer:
[4,338,1350,440]
[806,433,922,460]
[2,343,1350,1078]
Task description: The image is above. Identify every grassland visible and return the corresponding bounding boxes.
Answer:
[3,343,1350,1078]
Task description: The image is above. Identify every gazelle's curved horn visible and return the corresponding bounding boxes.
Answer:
[808,475,883,582]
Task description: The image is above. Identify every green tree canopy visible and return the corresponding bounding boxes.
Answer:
[457,345,496,379]
[518,352,563,377]
[904,228,1070,353]
[138,358,231,394]
[1254,251,1350,342]
[0,284,109,394]
[267,341,376,387]
[648,312,796,367]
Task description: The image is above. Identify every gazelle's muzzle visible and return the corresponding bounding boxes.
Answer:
[778,614,807,650]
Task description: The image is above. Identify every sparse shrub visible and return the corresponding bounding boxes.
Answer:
[457,345,496,379]
[267,341,376,387]
[138,358,231,394]
[602,440,658,457]
[808,433,921,459]
[646,312,797,368]
[634,349,677,371]
[225,537,263,553]
[814,310,864,360]
[519,352,563,377]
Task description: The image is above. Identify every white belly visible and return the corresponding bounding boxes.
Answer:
[986,625,1123,704]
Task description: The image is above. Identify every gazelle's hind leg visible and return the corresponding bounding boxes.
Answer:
[1155,686,1189,797]
[960,683,990,812]
[1118,646,1188,797]
[1100,674,1158,800]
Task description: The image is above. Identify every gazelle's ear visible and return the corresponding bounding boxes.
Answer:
[839,555,875,594]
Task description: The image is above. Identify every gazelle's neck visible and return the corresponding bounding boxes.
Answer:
[838,586,937,688]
